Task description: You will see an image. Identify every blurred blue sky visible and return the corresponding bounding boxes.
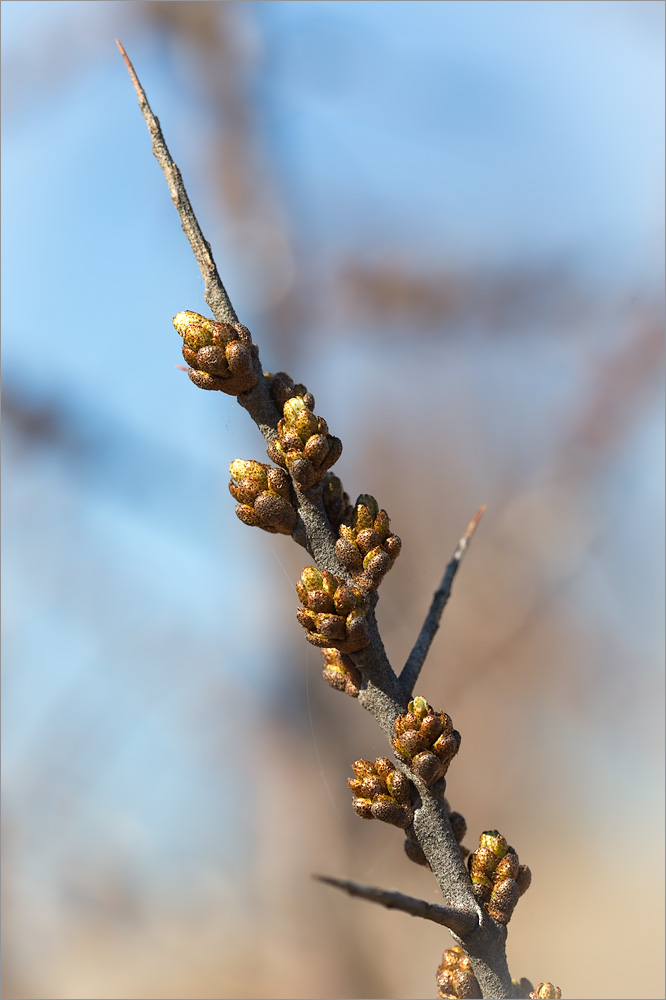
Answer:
[2,3,664,997]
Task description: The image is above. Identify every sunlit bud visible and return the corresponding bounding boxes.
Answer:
[436,948,481,1000]
[297,569,370,653]
[321,648,361,697]
[228,459,297,534]
[268,395,342,489]
[334,495,401,591]
[512,978,535,999]
[469,846,499,881]
[173,311,257,395]
[392,697,460,785]
[529,985,562,999]
[487,878,521,924]
[348,758,413,829]
[479,830,509,860]
[495,852,520,882]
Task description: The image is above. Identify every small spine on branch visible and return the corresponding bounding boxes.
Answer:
[321,647,362,697]
[392,695,461,786]
[228,460,298,534]
[267,395,342,490]
[335,494,401,591]
[173,311,257,393]
[467,830,531,924]
[529,985,562,999]
[296,567,370,653]
[348,757,414,829]
[436,946,482,999]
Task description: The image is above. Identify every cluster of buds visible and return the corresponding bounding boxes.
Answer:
[467,830,531,924]
[321,648,361,697]
[404,797,467,868]
[321,472,352,531]
[296,567,370,653]
[173,311,257,394]
[529,985,562,999]
[436,946,481,1000]
[267,396,342,490]
[392,696,461,786]
[335,495,401,591]
[228,460,297,534]
[348,757,414,829]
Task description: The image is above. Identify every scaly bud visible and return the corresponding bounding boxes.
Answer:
[392,696,460,786]
[348,758,414,829]
[335,495,401,591]
[321,648,361,697]
[296,567,370,653]
[267,395,342,490]
[468,831,531,924]
[173,311,257,394]
[529,985,562,999]
[436,947,482,999]
[228,459,297,534]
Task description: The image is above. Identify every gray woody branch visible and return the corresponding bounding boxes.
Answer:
[119,42,515,999]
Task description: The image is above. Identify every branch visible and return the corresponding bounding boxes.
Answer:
[120,49,517,999]
[400,506,485,694]
[116,39,237,326]
[313,875,477,937]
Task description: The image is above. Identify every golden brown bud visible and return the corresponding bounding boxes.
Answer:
[321,648,361,697]
[392,697,460,785]
[334,495,401,591]
[228,459,297,534]
[173,311,257,395]
[268,396,341,489]
[529,985,561,999]
[348,758,414,829]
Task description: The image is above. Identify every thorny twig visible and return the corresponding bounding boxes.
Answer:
[119,41,519,999]
[314,875,477,937]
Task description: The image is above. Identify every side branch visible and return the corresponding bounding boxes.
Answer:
[400,506,485,695]
[116,39,237,326]
[313,875,477,937]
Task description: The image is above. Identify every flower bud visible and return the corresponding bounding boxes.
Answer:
[297,567,370,653]
[392,697,460,785]
[529,985,561,999]
[334,495,401,591]
[436,947,481,999]
[268,396,342,489]
[173,311,257,395]
[321,648,361,697]
[228,459,297,534]
[487,877,521,924]
[348,758,414,829]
